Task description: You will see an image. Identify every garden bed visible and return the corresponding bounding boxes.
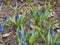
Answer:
[0,0,60,45]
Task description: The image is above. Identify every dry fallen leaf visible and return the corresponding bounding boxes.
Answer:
[2,31,13,37]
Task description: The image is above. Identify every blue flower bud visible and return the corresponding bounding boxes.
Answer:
[3,16,8,22]
[24,28,27,35]
[15,13,19,21]
[54,41,57,45]
[50,28,54,36]
[21,40,27,45]
[30,9,32,14]
[0,23,4,32]
[30,32,32,37]
[28,19,32,27]
[18,29,22,40]
[14,2,16,7]
[41,21,44,28]
[38,8,43,15]
[33,0,37,6]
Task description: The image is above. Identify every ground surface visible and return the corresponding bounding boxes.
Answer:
[0,0,60,45]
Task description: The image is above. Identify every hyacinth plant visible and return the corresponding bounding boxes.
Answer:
[10,1,26,15]
[16,28,37,45]
[9,12,27,28]
[10,2,19,15]
[2,15,11,28]
[0,15,8,32]
[9,11,37,45]
[36,27,59,45]
[10,2,18,15]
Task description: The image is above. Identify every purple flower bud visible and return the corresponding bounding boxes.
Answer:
[41,21,44,28]
[54,41,57,45]
[18,29,22,40]
[21,40,27,45]
[28,19,32,27]
[15,13,19,21]
[3,16,8,22]
[0,23,4,32]
[50,28,54,36]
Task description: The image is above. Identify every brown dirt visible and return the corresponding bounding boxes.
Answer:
[0,0,60,45]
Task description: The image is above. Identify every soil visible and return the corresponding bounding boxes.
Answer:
[0,0,60,45]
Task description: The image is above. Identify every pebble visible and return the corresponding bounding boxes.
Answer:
[0,15,3,18]
[57,29,60,33]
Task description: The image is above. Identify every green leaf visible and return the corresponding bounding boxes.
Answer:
[29,34,36,45]
[7,0,10,7]
[20,12,26,24]
[0,44,3,45]
[3,23,11,28]
[57,39,60,44]
[16,28,21,45]
[36,27,46,42]
[0,3,2,10]
[10,5,19,15]
[46,30,51,45]
[29,30,37,45]
[26,0,33,4]
[56,0,60,4]
[9,17,17,26]
[25,32,31,42]
[52,34,58,44]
